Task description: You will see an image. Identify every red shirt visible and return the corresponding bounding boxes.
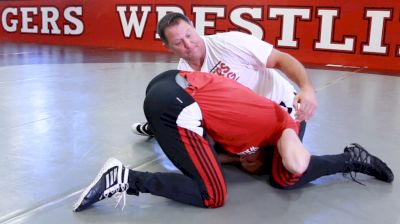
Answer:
[180,71,299,155]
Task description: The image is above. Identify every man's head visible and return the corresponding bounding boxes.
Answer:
[157,12,205,62]
[240,149,268,174]
[157,12,191,44]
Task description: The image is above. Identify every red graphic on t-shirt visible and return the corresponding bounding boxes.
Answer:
[214,62,239,81]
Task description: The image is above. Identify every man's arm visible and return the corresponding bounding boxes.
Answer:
[266,49,317,121]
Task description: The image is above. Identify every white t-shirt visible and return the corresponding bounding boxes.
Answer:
[177,31,297,118]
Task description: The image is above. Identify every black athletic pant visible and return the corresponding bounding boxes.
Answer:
[128,70,227,208]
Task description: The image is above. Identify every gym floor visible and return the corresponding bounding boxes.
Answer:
[1,42,399,224]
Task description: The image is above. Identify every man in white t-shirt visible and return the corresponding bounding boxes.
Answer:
[132,12,317,141]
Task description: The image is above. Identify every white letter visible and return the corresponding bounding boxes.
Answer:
[269,7,311,48]
[155,6,184,39]
[192,7,225,35]
[1,7,18,32]
[41,7,61,34]
[315,9,355,52]
[116,5,151,38]
[20,7,38,33]
[64,6,83,35]
[230,7,263,39]
[362,9,391,54]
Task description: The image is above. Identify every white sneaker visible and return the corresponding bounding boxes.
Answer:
[72,158,133,212]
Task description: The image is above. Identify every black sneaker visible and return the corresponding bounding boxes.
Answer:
[344,143,394,183]
[72,158,132,212]
[131,122,154,137]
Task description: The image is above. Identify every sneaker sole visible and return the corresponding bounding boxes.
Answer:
[131,123,154,137]
[72,157,122,212]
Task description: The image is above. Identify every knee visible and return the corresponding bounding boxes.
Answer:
[269,177,298,190]
[203,192,227,208]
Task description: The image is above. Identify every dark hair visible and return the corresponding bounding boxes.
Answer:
[157,12,191,44]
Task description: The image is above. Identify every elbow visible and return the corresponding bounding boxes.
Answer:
[284,153,310,175]
[292,160,309,175]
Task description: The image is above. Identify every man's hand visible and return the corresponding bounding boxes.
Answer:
[293,86,317,121]
[267,49,318,121]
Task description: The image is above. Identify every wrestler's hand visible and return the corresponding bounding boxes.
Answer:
[293,86,317,121]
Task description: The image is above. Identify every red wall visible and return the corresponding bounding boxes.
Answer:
[1,0,399,74]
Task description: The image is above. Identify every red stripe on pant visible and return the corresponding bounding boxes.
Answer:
[178,127,227,208]
[271,148,303,188]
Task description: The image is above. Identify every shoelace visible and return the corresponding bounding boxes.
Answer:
[102,183,129,211]
[113,191,127,210]
[344,146,371,186]
[343,168,366,186]
[115,183,129,211]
